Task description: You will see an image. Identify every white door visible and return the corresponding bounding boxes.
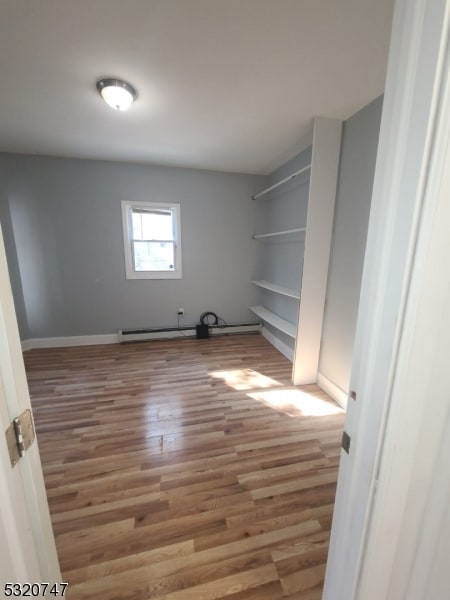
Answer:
[323,0,450,597]
[0,226,61,587]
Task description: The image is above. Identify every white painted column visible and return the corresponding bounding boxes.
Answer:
[292,117,342,385]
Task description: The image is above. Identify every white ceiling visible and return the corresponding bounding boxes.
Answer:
[0,0,394,175]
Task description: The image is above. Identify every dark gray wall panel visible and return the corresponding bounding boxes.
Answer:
[319,95,383,392]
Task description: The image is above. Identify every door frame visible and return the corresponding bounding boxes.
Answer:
[0,226,61,585]
[324,0,450,597]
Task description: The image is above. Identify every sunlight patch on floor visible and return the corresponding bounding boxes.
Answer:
[209,368,281,390]
[248,388,344,417]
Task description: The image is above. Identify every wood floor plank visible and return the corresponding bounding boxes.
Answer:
[280,564,327,595]
[24,334,344,599]
[164,564,279,599]
[65,540,196,585]
[66,520,321,595]
[250,471,338,501]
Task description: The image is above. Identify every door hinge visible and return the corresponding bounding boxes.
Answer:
[5,409,35,468]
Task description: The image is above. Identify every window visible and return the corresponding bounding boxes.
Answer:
[121,201,182,279]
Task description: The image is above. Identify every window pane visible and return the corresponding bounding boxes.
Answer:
[132,211,143,240]
[123,201,181,279]
[134,210,173,240]
[133,241,175,271]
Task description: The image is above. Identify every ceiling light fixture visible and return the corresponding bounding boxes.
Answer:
[96,78,137,111]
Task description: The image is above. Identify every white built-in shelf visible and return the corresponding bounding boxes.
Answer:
[251,280,300,300]
[252,227,306,239]
[249,305,297,338]
[252,164,312,200]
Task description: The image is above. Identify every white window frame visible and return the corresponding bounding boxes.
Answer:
[121,200,182,279]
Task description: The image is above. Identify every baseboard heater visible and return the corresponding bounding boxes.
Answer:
[119,321,262,343]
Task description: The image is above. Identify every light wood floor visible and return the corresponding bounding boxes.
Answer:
[25,334,345,600]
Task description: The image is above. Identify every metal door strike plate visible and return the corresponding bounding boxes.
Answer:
[341,431,351,454]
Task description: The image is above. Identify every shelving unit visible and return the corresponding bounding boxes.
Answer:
[249,305,296,338]
[250,157,308,362]
[251,164,312,200]
[251,117,342,385]
[252,227,306,239]
[251,280,300,300]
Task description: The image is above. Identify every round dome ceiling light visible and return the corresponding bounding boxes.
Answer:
[96,77,137,111]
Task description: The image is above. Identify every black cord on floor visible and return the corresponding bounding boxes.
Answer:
[217,316,227,329]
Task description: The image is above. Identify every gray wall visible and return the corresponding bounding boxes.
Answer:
[319,95,383,392]
[0,154,264,338]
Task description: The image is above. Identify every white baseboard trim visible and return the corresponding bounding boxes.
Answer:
[21,333,119,351]
[21,324,262,351]
[21,339,35,352]
[262,326,294,362]
[317,372,348,410]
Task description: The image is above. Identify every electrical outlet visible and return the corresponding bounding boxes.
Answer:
[177,308,184,316]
